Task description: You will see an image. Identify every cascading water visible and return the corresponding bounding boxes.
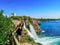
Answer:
[24,23,60,45]
[23,23,36,40]
[29,23,39,39]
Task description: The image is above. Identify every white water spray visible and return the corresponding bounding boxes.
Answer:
[29,23,39,39]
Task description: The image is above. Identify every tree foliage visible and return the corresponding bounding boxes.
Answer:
[0,10,15,44]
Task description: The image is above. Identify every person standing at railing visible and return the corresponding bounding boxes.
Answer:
[12,21,23,42]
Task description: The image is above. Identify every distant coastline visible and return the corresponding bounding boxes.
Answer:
[37,18,60,22]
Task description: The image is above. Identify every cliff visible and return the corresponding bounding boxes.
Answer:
[11,16,42,34]
[11,16,42,45]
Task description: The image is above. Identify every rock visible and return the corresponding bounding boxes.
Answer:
[31,19,41,34]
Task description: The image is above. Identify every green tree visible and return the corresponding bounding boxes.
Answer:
[0,10,15,44]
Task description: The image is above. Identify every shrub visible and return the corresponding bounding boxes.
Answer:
[0,10,15,44]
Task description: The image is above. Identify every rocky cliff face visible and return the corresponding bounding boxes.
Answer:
[11,16,42,45]
[31,19,42,34]
[12,16,42,34]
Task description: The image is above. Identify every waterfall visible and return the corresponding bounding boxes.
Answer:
[23,23,41,43]
[23,23,60,45]
[23,23,36,40]
[29,23,39,39]
[23,23,45,44]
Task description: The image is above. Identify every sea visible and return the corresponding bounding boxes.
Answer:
[40,20,60,45]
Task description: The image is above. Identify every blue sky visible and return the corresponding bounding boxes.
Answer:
[0,0,60,18]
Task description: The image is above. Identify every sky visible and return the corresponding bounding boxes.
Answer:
[0,0,60,19]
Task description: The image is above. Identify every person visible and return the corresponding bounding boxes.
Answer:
[12,21,23,42]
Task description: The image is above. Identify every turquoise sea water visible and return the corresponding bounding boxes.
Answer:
[40,20,60,45]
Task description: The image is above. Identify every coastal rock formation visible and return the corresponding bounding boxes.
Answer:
[12,16,42,34]
[31,19,42,34]
[11,16,42,45]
